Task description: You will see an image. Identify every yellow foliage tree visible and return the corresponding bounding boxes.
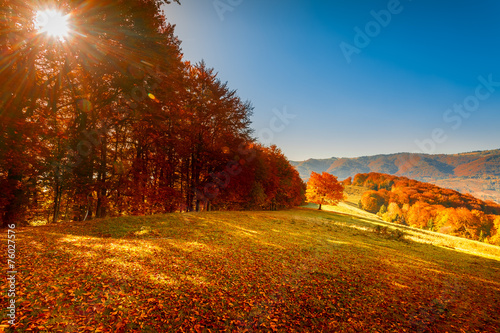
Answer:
[383,202,403,223]
[306,172,344,210]
[487,216,500,245]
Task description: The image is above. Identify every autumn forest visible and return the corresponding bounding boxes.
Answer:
[0,0,305,227]
[351,173,500,245]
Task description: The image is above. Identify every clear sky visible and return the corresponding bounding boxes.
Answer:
[162,0,500,161]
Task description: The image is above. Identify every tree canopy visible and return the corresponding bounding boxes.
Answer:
[306,172,344,210]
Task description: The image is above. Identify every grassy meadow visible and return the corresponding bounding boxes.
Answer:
[1,207,500,332]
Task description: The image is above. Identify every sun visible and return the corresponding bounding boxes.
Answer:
[35,10,70,39]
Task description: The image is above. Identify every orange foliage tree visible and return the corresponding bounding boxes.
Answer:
[306,172,344,210]
[360,191,386,214]
[342,177,352,186]
[406,201,434,229]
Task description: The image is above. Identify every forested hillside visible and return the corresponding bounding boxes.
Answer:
[349,173,500,245]
[292,149,500,203]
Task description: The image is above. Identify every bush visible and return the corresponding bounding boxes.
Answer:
[390,229,405,240]
[373,225,406,241]
[373,225,388,235]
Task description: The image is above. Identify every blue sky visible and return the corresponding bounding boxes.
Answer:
[163,0,500,160]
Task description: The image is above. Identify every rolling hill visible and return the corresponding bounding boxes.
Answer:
[2,209,499,331]
[291,149,500,203]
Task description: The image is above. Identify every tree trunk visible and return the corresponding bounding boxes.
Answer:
[63,197,70,222]
[318,203,322,210]
[96,134,107,218]
[52,184,62,223]
[2,169,23,228]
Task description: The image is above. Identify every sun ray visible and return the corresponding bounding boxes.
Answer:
[35,10,70,39]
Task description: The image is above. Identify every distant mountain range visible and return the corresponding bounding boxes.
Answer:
[291,149,500,203]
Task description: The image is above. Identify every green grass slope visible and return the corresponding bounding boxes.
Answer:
[2,209,500,332]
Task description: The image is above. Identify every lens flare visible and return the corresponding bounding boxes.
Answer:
[36,10,70,38]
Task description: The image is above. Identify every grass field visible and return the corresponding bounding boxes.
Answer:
[2,208,500,332]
